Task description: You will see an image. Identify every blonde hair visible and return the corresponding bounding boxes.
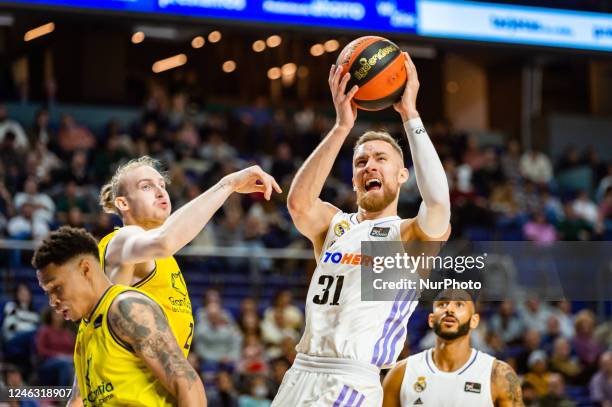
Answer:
[354,131,404,161]
[99,156,168,216]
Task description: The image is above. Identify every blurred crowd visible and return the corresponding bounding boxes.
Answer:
[1,284,611,406]
[0,81,611,406]
[0,87,611,246]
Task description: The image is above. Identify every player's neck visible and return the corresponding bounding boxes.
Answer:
[85,275,113,320]
[432,336,473,372]
[356,206,397,222]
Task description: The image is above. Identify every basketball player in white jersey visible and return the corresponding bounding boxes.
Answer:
[382,290,523,407]
[272,53,450,406]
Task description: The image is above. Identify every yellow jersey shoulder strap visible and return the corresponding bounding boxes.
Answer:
[98,228,120,272]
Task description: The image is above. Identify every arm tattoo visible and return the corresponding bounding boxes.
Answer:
[492,360,524,407]
[109,295,198,390]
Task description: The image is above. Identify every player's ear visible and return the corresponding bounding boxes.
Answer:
[115,196,129,212]
[427,312,434,329]
[470,313,480,330]
[398,167,409,184]
[78,256,91,278]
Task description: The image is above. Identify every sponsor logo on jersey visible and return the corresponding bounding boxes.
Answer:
[321,251,373,266]
[413,398,423,405]
[464,381,482,393]
[171,271,188,297]
[333,220,350,237]
[370,226,390,237]
[413,376,427,392]
[84,354,115,405]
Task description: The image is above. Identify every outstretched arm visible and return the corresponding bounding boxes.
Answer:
[287,65,359,252]
[491,360,524,407]
[105,165,281,283]
[394,53,450,241]
[382,359,407,407]
[108,292,206,407]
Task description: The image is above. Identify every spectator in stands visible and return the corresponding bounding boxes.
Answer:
[596,187,612,236]
[13,177,55,224]
[239,333,268,374]
[263,290,303,332]
[596,164,612,202]
[540,188,564,225]
[572,190,599,226]
[200,131,237,164]
[194,293,242,369]
[7,202,49,241]
[556,145,582,173]
[55,180,91,224]
[500,139,522,183]
[270,142,296,186]
[520,148,553,185]
[523,211,557,244]
[2,283,39,342]
[461,135,485,171]
[519,298,554,335]
[28,108,52,147]
[516,329,543,373]
[238,374,271,407]
[30,141,62,184]
[472,147,504,197]
[521,382,540,407]
[0,364,38,407]
[35,307,75,387]
[57,113,95,154]
[590,351,612,406]
[0,180,14,224]
[268,357,290,397]
[260,307,299,356]
[549,337,582,385]
[539,373,576,407]
[584,146,608,187]
[0,103,28,150]
[542,315,565,353]
[573,310,603,371]
[488,300,524,344]
[557,202,592,241]
[551,300,575,339]
[212,370,239,407]
[0,132,26,190]
[524,350,552,397]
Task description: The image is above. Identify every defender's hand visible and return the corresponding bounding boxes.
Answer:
[225,165,282,200]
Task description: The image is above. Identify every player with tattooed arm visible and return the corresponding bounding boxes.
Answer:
[32,227,206,407]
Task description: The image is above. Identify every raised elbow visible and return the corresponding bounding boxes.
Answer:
[287,193,306,218]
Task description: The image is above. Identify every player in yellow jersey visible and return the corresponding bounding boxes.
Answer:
[96,156,281,357]
[32,226,206,406]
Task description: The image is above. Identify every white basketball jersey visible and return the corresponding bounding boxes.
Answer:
[400,348,495,407]
[296,211,419,369]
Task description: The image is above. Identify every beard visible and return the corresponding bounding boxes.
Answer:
[357,184,397,212]
[433,318,471,340]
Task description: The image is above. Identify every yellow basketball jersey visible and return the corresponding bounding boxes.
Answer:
[98,229,194,356]
[74,284,175,406]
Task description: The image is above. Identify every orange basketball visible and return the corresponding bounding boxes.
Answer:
[336,36,407,111]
